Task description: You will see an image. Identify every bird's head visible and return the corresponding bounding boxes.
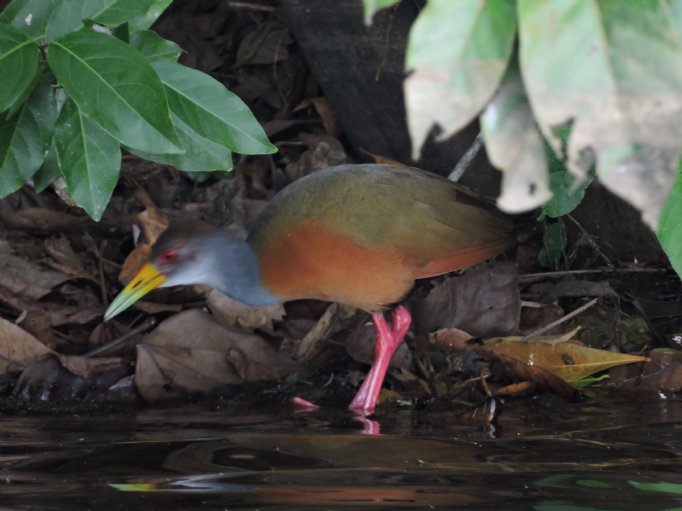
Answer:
[104,222,222,321]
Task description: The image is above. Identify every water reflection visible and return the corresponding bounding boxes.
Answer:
[0,392,681,510]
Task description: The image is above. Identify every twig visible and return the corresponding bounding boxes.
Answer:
[448,132,483,182]
[518,268,667,284]
[86,317,157,357]
[520,297,599,342]
[228,1,276,12]
[567,214,614,267]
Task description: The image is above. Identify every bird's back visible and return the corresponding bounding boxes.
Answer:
[248,164,513,310]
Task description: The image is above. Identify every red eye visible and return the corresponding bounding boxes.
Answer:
[157,248,178,265]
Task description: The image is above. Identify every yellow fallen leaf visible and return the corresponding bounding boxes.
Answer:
[484,329,647,382]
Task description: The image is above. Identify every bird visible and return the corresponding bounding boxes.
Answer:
[104,163,514,415]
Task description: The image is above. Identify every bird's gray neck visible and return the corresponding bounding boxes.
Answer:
[202,234,280,307]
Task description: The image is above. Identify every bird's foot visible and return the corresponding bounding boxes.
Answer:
[348,305,412,415]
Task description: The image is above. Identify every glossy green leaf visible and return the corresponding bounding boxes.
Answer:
[33,140,61,193]
[45,0,159,42]
[126,0,172,32]
[47,29,182,154]
[362,0,399,25]
[0,24,39,112]
[518,0,682,229]
[128,113,232,172]
[481,61,550,213]
[0,78,58,196]
[0,0,58,40]
[54,99,120,220]
[153,60,276,155]
[658,167,682,279]
[129,30,182,63]
[405,0,516,159]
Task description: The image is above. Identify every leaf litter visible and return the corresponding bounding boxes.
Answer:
[0,0,680,416]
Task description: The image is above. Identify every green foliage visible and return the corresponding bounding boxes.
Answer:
[0,0,276,220]
[538,221,567,270]
[539,150,594,220]
[366,0,682,281]
[658,165,682,279]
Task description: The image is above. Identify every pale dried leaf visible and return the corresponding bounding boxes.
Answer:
[0,317,53,373]
[208,289,285,334]
[0,251,71,300]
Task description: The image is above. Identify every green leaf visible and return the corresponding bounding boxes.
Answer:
[0,0,58,40]
[481,60,550,213]
[128,113,232,172]
[129,30,182,63]
[33,140,61,193]
[539,154,594,219]
[658,167,682,279]
[629,480,682,495]
[0,24,39,112]
[45,0,159,42]
[538,221,567,269]
[54,99,121,220]
[405,0,516,159]
[518,0,682,230]
[126,0,172,32]
[47,29,182,154]
[0,78,58,196]
[362,0,400,25]
[153,60,276,155]
[667,0,682,41]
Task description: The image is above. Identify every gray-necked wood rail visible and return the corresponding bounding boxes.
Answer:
[104,163,514,414]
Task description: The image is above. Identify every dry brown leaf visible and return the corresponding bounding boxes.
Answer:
[294,97,341,137]
[236,20,291,66]
[610,350,682,392]
[135,309,301,401]
[0,248,71,300]
[427,327,474,351]
[17,311,59,348]
[207,289,285,334]
[285,135,349,181]
[344,320,414,371]
[13,353,128,401]
[56,353,127,381]
[118,204,170,283]
[44,236,85,271]
[294,302,360,360]
[0,317,53,373]
[412,262,520,337]
[359,149,407,167]
[485,331,648,382]
[1,207,88,231]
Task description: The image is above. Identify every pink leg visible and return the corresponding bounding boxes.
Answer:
[348,305,412,415]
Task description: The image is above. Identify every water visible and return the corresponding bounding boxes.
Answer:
[1,392,682,510]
